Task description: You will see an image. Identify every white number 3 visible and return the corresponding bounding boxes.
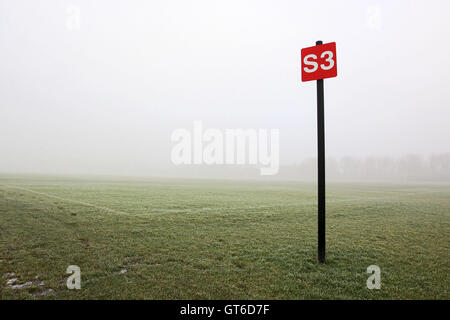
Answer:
[320,51,334,70]
[303,51,335,73]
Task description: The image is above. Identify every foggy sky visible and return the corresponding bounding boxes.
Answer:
[1,0,449,176]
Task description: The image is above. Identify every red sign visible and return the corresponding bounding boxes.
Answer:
[301,42,337,82]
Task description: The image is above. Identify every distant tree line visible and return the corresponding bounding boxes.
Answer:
[279,153,450,182]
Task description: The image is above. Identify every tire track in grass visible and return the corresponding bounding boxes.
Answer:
[1,185,135,217]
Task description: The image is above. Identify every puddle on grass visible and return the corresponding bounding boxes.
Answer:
[31,288,56,297]
[5,273,56,297]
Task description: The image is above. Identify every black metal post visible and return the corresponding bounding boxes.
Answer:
[316,40,326,264]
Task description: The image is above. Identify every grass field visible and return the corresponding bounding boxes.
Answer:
[0,175,449,299]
